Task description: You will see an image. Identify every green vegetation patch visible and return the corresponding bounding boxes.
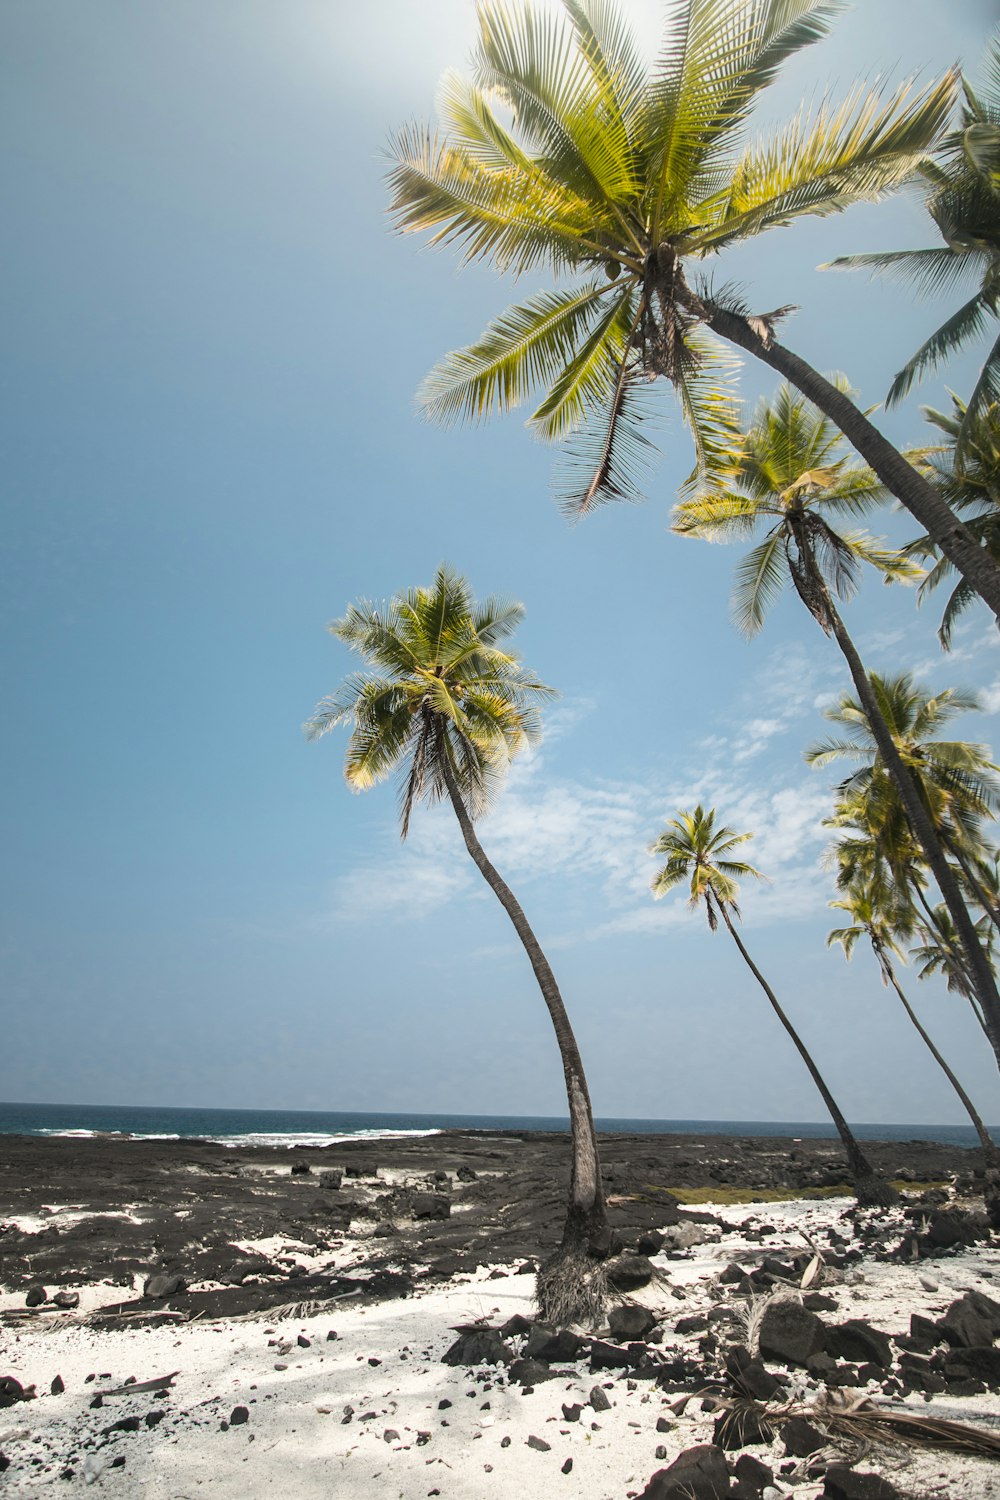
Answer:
[646,1180,947,1206]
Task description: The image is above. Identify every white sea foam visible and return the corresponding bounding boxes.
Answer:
[201,1128,444,1149]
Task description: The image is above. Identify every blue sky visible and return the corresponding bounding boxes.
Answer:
[4,0,1000,1125]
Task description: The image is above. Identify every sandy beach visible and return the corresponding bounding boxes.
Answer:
[4,1130,1000,1498]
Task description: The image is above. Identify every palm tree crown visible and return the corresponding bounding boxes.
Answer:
[806,672,999,834]
[305,565,553,834]
[826,33,1000,447]
[388,0,955,511]
[672,379,919,635]
[650,804,762,927]
[909,395,1000,647]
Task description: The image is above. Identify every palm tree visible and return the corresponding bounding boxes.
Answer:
[828,882,999,1165]
[650,805,898,1207]
[826,33,1000,454]
[387,0,1000,617]
[672,381,1000,1065]
[908,396,1000,647]
[913,902,998,1039]
[306,565,608,1321]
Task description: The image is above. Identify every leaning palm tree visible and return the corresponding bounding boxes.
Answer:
[673,381,1000,1063]
[828,882,999,1166]
[907,396,1000,648]
[826,32,1000,454]
[913,902,999,1041]
[306,565,607,1321]
[387,0,1000,615]
[650,805,898,1207]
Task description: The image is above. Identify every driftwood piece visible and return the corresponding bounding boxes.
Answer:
[102,1371,180,1397]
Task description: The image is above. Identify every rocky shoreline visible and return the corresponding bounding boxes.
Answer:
[4,1131,1000,1498]
[0,1129,981,1318]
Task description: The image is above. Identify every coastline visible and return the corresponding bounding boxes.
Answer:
[4,1130,1000,1497]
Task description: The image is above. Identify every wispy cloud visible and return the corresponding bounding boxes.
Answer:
[320,656,841,938]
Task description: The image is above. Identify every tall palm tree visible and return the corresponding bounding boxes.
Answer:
[826,781,997,1038]
[826,33,1000,454]
[387,0,1000,616]
[908,396,1000,647]
[650,805,898,1207]
[306,565,608,1320]
[828,882,999,1165]
[913,902,999,1039]
[672,381,1000,1064]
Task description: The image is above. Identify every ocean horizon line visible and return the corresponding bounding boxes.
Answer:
[0,1099,996,1151]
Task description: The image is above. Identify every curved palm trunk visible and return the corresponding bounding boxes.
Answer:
[682,293,1000,624]
[913,884,993,1041]
[874,939,999,1164]
[438,748,607,1258]
[716,903,898,1207]
[819,594,1000,1070]
[941,831,1000,936]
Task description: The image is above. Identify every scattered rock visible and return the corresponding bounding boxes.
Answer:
[509,1358,558,1386]
[758,1299,826,1366]
[230,1406,249,1426]
[781,1415,826,1457]
[51,1290,79,1309]
[25,1285,46,1307]
[825,1319,893,1368]
[588,1385,612,1412]
[412,1194,450,1221]
[606,1254,655,1291]
[938,1289,1000,1349]
[637,1442,732,1499]
[526,1434,551,1451]
[143,1273,186,1300]
[441,1328,511,1367]
[822,1467,900,1500]
[50,1374,64,1395]
[609,1305,656,1341]
[524,1325,584,1362]
[318,1170,343,1190]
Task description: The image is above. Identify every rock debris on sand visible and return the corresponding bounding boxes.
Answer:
[2,1131,1000,1496]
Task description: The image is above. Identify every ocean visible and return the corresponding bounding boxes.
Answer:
[0,1100,992,1150]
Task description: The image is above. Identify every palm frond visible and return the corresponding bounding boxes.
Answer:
[821,245,992,298]
[530,287,640,439]
[732,530,787,635]
[419,281,624,425]
[554,355,661,514]
[886,288,995,407]
[700,73,958,251]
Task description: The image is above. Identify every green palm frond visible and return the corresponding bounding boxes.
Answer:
[697,73,957,251]
[672,489,768,539]
[822,245,992,297]
[309,566,555,835]
[732,530,787,634]
[530,287,640,438]
[673,327,747,496]
[887,287,997,408]
[650,802,763,918]
[554,356,660,513]
[419,281,628,425]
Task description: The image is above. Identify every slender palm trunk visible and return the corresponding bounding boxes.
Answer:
[716,903,898,1206]
[819,594,1000,1069]
[941,831,1000,936]
[438,748,607,1255]
[913,884,993,1040]
[681,291,1000,624]
[874,939,999,1164]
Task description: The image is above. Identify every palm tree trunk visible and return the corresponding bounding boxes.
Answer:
[821,595,1000,1070]
[912,884,993,1040]
[716,904,898,1207]
[941,830,1000,936]
[875,940,999,1164]
[438,746,607,1256]
[684,294,1000,624]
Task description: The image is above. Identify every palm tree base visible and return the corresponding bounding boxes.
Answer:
[852,1172,901,1209]
[535,1245,609,1328]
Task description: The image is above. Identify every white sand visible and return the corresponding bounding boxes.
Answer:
[4,1199,1000,1497]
